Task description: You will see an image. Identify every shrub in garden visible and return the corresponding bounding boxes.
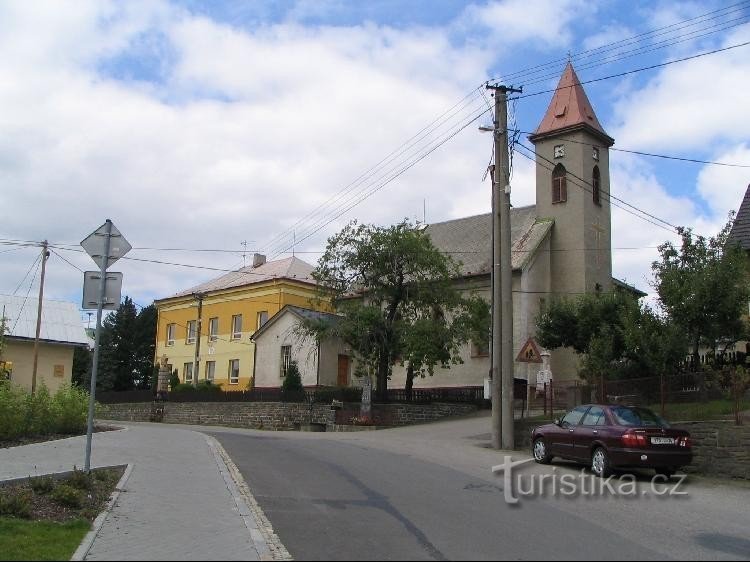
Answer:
[0,490,32,518]
[29,475,55,495]
[25,385,54,436]
[0,383,27,440]
[281,361,304,402]
[50,484,84,509]
[66,467,93,491]
[51,385,89,435]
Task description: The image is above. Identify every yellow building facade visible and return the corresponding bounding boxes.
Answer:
[154,255,324,389]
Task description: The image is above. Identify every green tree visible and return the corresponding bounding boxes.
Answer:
[281,361,304,401]
[652,216,750,366]
[98,297,157,391]
[71,346,92,388]
[305,220,489,402]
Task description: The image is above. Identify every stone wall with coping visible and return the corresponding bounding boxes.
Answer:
[99,401,479,431]
[515,418,750,480]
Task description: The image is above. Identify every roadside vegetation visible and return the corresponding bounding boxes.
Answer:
[0,466,123,561]
[0,383,90,447]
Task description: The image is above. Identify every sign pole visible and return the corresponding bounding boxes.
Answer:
[84,220,113,474]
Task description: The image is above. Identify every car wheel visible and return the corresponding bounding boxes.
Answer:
[532,437,552,464]
[591,447,612,478]
[655,468,675,479]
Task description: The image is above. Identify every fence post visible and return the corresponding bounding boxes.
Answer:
[543,382,547,418]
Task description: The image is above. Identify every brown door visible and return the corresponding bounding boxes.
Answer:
[337,355,350,387]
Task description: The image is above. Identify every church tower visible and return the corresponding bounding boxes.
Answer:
[529,63,615,296]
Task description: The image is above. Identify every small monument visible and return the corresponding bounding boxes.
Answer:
[360,375,372,419]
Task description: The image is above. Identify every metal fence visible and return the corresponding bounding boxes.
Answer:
[524,371,745,421]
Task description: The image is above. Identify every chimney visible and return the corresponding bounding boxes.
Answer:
[252,253,267,268]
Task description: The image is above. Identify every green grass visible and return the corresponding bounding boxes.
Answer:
[654,399,750,422]
[0,517,90,561]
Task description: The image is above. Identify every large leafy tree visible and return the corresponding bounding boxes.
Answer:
[97,297,157,391]
[305,220,489,402]
[536,292,686,382]
[652,217,750,365]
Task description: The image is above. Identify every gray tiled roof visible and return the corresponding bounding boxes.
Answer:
[167,256,316,299]
[424,205,552,275]
[0,294,89,345]
[728,184,750,250]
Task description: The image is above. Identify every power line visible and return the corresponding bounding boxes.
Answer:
[517,131,750,168]
[512,143,679,235]
[508,40,750,102]
[12,253,42,296]
[10,255,42,336]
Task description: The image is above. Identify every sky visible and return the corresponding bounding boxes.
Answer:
[1,0,749,326]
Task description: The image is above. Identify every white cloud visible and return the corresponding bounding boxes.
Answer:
[611,24,750,151]
[459,0,588,49]
[696,143,750,218]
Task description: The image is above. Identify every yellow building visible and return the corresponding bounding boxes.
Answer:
[1,294,90,393]
[154,254,325,389]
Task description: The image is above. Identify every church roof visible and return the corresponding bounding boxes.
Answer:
[424,205,552,276]
[163,256,316,300]
[728,183,750,251]
[529,62,614,146]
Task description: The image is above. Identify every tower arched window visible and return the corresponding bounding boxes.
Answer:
[592,165,601,206]
[552,164,567,204]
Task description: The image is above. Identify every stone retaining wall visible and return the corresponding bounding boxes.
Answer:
[515,418,750,480]
[99,401,478,431]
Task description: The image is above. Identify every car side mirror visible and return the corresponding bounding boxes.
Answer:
[554,418,562,427]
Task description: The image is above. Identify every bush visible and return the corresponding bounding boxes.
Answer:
[66,468,92,491]
[50,484,83,509]
[29,475,55,495]
[25,386,54,436]
[51,385,89,435]
[0,490,32,518]
[169,370,180,390]
[281,362,304,402]
[0,384,28,440]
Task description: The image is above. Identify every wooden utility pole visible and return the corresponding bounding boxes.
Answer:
[31,240,50,394]
[487,83,522,450]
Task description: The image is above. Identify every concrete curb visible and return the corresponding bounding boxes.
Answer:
[70,463,134,562]
[205,435,293,561]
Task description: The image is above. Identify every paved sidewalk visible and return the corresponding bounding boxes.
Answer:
[0,425,268,561]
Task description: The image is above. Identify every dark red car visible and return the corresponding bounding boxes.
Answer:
[531,404,692,478]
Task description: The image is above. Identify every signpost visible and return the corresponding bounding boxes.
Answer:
[81,220,130,473]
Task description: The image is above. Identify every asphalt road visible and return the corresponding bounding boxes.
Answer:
[205,414,750,562]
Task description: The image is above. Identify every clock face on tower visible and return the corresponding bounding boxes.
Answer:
[554,144,565,158]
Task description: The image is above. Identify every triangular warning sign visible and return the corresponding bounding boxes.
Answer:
[516,338,543,363]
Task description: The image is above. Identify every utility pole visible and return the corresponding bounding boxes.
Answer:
[31,240,50,395]
[192,292,205,387]
[487,83,522,450]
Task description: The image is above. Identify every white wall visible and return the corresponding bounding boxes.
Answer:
[253,312,319,388]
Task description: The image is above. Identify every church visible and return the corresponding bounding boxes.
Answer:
[387,61,631,390]
[252,62,645,392]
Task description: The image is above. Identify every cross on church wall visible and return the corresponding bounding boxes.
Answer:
[591,219,606,270]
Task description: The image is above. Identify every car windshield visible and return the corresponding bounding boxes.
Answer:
[610,407,670,428]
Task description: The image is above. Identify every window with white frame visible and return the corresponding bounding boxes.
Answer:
[208,317,219,342]
[166,323,176,346]
[231,314,243,340]
[186,320,196,344]
[280,345,292,377]
[183,362,194,383]
[205,361,216,382]
[228,359,240,385]
[257,311,269,330]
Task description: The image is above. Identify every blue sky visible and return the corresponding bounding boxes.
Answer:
[0,0,749,315]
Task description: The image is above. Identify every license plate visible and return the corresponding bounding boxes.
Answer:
[651,437,675,445]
